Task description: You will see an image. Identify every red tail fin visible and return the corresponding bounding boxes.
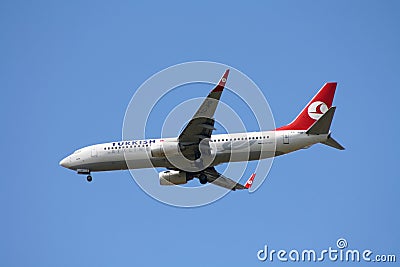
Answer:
[276,82,337,131]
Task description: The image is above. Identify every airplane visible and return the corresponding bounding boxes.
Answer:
[59,69,344,191]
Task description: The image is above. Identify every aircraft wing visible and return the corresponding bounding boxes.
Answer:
[178,70,229,160]
[202,167,255,191]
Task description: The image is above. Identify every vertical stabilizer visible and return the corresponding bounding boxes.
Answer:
[277,82,337,130]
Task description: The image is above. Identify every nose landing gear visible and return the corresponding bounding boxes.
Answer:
[77,169,92,183]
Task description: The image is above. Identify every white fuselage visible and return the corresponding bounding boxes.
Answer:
[59,130,329,173]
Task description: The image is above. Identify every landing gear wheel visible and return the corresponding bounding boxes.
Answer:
[86,175,92,182]
[199,174,207,184]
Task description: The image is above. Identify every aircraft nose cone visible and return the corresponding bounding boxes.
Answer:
[59,157,70,168]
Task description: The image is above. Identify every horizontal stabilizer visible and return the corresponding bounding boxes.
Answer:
[306,107,336,135]
[322,136,345,150]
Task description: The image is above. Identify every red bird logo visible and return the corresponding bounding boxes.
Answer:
[308,101,328,120]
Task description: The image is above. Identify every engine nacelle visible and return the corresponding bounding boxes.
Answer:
[159,170,188,185]
[151,141,180,158]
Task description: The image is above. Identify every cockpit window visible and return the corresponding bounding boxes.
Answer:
[73,149,82,154]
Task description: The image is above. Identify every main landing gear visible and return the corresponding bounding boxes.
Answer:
[199,174,208,184]
[86,175,92,182]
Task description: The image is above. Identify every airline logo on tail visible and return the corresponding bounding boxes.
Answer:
[276,82,337,131]
[308,101,328,120]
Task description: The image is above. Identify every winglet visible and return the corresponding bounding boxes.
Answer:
[245,173,256,189]
[212,69,230,92]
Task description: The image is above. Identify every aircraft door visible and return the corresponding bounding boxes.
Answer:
[283,133,289,144]
[91,147,98,157]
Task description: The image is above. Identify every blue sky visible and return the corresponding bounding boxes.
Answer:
[1,0,399,266]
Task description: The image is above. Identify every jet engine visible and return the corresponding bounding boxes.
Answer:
[151,141,180,158]
[159,170,188,185]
